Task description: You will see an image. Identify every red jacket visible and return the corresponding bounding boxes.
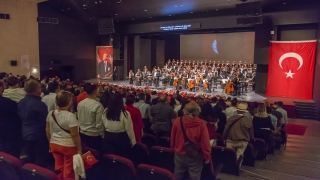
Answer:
[170,115,211,161]
[125,105,144,143]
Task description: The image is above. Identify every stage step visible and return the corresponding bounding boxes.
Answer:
[294,102,320,120]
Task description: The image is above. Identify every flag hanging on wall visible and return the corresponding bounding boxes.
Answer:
[266,40,316,100]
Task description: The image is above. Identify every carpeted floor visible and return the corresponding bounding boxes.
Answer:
[285,124,308,136]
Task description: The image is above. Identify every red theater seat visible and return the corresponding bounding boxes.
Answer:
[149,146,174,172]
[242,143,256,167]
[137,164,174,180]
[251,138,267,161]
[158,136,171,148]
[0,152,23,180]
[141,134,158,149]
[22,163,58,180]
[130,143,150,167]
[211,146,240,176]
[103,154,136,180]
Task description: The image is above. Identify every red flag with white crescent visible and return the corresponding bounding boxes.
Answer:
[266,40,316,100]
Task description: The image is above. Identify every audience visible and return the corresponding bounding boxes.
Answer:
[42,81,60,112]
[277,101,288,126]
[0,81,21,158]
[0,73,294,179]
[77,83,104,150]
[125,95,144,143]
[253,106,275,142]
[133,93,151,134]
[225,98,238,120]
[170,102,211,180]
[2,76,26,103]
[18,79,50,167]
[223,110,254,162]
[150,95,176,138]
[46,90,81,180]
[200,102,218,146]
[102,94,136,158]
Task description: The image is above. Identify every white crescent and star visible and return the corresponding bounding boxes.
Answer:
[278,52,304,79]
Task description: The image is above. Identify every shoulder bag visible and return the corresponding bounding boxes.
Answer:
[180,116,198,158]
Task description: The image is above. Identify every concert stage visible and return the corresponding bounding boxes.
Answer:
[84,79,313,118]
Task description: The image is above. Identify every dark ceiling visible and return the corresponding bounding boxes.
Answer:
[44,0,320,24]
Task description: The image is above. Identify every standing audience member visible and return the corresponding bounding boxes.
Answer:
[99,91,111,108]
[223,112,254,161]
[171,102,211,180]
[200,102,218,146]
[76,87,88,104]
[42,81,60,112]
[276,101,288,127]
[145,94,152,105]
[169,98,177,108]
[0,82,22,158]
[151,91,157,101]
[267,107,278,130]
[18,79,50,167]
[150,96,176,138]
[176,98,189,117]
[3,76,26,103]
[77,83,104,150]
[46,90,82,180]
[134,93,151,134]
[72,89,80,113]
[253,106,275,142]
[102,94,136,158]
[236,103,252,119]
[271,104,283,130]
[214,102,227,135]
[125,95,144,143]
[225,98,238,120]
[211,97,218,108]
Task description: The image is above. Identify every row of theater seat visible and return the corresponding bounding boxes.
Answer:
[0,133,275,180]
[141,133,272,176]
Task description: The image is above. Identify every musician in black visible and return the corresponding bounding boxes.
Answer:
[147,71,153,86]
[252,72,256,91]
[113,66,117,81]
[128,70,134,84]
[154,69,161,88]
[233,75,241,96]
[207,72,213,93]
[135,69,142,86]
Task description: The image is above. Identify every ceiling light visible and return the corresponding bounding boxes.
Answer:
[169,15,171,16]
[144,9,147,11]
[216,9,219,11]
[132,18,134,20]
[174,5,177,7]
[95,2,98,4]
[68,8,70,10]
[149,17,152,18]
[61,9,64,11]
[99,1,102,3]
[283,2,286,5]
[190,12,193,13]
[115,14,118,15]
[117,0,122,4]
[181,4,183,6]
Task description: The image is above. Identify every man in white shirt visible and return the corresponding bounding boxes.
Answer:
[133,93,151,133]
[77,83,104,150]
[42,81,60,112]
[276,101,288,125]
[225,98,238,120]
[3,76,26,103]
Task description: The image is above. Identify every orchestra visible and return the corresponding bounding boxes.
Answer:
[127,59,257,95]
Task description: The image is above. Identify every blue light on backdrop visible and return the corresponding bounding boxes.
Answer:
[212,40,219,54]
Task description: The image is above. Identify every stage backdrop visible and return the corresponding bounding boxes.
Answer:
[96,46,113,80]
[180,32,255,63]
[266,41,316,100]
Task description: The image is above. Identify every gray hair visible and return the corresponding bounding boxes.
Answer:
[183,102,200,118]
[24,79,40,93]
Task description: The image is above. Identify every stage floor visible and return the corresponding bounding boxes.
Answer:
[85,79,315,106]
[85,79,268,103]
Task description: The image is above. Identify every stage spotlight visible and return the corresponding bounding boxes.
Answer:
[117,0,122,4]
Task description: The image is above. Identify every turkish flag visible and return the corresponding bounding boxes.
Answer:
[266,41,316,100]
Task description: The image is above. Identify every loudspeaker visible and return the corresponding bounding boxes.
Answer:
[98,18,114,29]
[99,28,115,34]
[0,13,10,20]
[236,1,262,16]
[10,60,17,66]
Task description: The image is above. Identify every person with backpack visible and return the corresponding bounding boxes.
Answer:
[170,102,211,180]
